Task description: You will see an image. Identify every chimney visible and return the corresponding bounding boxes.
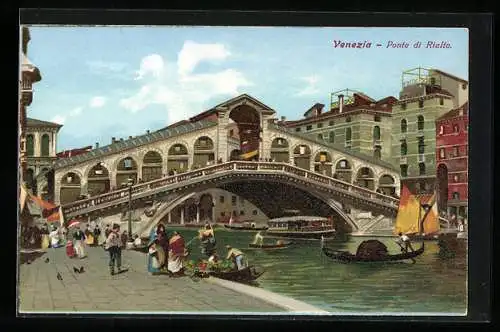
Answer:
[281,116,286,122]
[338,94,344,113]
[146,130,150,134]
[112,137,116,144]
[129,136,133,140]
[95,142,99,149]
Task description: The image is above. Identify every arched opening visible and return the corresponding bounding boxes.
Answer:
[60,172,82,204]
[229,105,261,161]
[313,151,333,176]
[142,151,163,180]
[45,169,55,202]
[345,128,352,142]
[229,149,241,161]
[24,168,35,192]
[116,157,138,187]
[167,144,188,174]
[41,134,50,156]
[26,134,34,156]
[378,174,396,196]
[417,115,425,130]
[199,193,214,222]
[373,126,381,140]
[334,159,352,182]
[87,163,110,196]
[193,136,215,169]
[270,137,290,162]
[184,197,197,224]
[329,131,335,143]
[401,119,407,133]
[293,144,311,170]
[355,167,375,190]
[437,164,448,213]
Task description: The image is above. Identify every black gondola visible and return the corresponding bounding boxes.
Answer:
[224,224,268,231]
[322,242,425,263]
[204,265,265,282]
[248,241,292,250]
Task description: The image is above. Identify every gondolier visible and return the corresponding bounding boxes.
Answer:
[226,245,246,270]
[397,232,415,252]
[252,232,264,246]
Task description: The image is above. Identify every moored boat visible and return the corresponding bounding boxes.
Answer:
[248,241,292,250]
[207,265,265,282]
[224,223,268,231]
[264,216,336,239]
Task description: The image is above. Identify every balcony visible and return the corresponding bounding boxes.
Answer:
[399,133,407,140]
[373,139,382,146]
[418,154,426,163]
[400,156,407,164]
[345,140,352,149]
[416,129,425,137]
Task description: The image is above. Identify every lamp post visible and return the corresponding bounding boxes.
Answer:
[127,177,134,243]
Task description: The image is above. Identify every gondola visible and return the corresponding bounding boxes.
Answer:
[224,224,268,231]
[248,241,292,250]
[207,265,265,282]
[322,242,425,263]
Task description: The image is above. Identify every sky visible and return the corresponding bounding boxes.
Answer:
[24,26,468,151]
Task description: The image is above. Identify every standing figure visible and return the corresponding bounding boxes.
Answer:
[72,226,87,258]
[147,237,165,275]
[396,232,415,252]
[105,224,124,275]
[93,225,101,246]
[49,226,60,248]
[252,232,264,246]
[225,245,246,270]
[199,224,216,258]
[167,231,188,276]
[155,224,169,266]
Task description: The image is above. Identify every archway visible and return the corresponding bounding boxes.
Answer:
[116,157,138,187]
[270,137,290,162]
[87,163,110,196]
[334,159,352,182]
[183,197,197,224]
[229,149,241,161]
[355,167,375,190]
[293,144,311,170]
[199,193,214,222]
[24,168,35,193]
[437,163,448,213]
[193,136,215,168]
[167,144,188,173]
[26,134,34,156]
[60,172,82,204]
[143,151,163,181]
[378,174,396,196]
[313,151,333,176]
[229,105,261,161]
[41,134,50,156]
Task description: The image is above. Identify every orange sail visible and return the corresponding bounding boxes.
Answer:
[420,194,440,234]
[394,185,420,235]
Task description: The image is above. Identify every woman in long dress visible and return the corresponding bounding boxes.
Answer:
[147,238,165,275]
[167,231,188,276]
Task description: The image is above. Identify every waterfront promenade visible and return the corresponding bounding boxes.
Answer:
[18,246,325,314]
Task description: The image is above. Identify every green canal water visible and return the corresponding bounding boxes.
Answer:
[170,227,467,314]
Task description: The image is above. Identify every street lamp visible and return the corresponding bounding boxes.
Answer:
[127,177,134,244]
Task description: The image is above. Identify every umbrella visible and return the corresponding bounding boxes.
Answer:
[67,220,80,228]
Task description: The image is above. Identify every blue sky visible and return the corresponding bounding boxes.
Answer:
[25,26,468,151]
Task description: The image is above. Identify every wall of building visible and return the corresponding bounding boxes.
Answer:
[209,188,269,224]
[429,70,469,108]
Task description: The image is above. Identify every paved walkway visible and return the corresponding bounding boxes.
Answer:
[18,246,285,313]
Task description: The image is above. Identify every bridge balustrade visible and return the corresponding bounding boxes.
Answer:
[61,161,398,216]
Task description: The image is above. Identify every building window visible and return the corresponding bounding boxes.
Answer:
[374,114,381,122]
[453,146,459,157]
[453,175,459,182]
[219,196,225,203]
[277,138,284,145]
[400,164,408,177]
[41,134,50,156]
[401,119,407,133]
[400,141,408,155]
[306,125,312,131]
[124,158,133,169]
[373,126,381,140]
[374,146,381,159]
[462,83,467,90]
[419,162,426,175]
[401,103,407,110]
[295,127,301,132]
[439,125,444,135]
[252,210,258,215]
[231,196,236,205]
[26,134,34,156]
[345,128,352,142]
[328,120,334,126]
[439,148,445,159]
[346,116,351,123]
[453,124,459,133]
[430,77,436,85]
[339,160,347,168]
[452,192,460,199]
[419,100,424,108]
[317,133,323,140]
[439,97,444,105]
[417,115,425,130]
[418,137,425,154]
[240,210,245,216]
[329,131,335,143]
[229,129,234,136]
[317,123,323,129]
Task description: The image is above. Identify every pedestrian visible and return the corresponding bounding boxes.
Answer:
[93,225,101,246]
[105,224,124,276]
[72,226,87,259]
[49,226,61,248]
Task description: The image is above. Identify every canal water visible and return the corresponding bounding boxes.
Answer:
[171,227,467,314]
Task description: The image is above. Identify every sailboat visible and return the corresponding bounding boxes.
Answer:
[394,184,441,240]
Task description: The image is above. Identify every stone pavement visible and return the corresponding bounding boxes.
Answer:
[18,246,285,313]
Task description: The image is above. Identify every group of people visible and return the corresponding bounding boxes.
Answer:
[147,224,189,276]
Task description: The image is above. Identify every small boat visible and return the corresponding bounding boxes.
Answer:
[248,241,292,250]
[322,242,425,263]
[207,265,265,282]
[265,216,336,239]
[224,224,268,231]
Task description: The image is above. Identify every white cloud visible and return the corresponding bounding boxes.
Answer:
[89,96,107,108]
[296,75,321,96]
[51,115,66,125]
[69,107,83,116]
[177,41,231,76]
[120,41,252,124]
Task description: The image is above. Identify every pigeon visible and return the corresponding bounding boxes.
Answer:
[56,272,63,280]
[73,267,80,273]
[79,267,85,273]
[44,258,49,263]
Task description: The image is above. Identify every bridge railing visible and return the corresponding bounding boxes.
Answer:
[61,161,399,216]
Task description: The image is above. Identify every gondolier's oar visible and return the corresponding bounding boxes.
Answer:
[395,241,416,264]
[185,235,199,247]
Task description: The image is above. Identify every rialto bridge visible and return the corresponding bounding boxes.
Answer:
[52,94,401,235]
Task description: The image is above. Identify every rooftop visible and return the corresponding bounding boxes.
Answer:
[26,118,63,129]
[436,102,469,121]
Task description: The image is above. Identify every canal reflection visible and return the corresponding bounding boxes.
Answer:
[175,227,467,314]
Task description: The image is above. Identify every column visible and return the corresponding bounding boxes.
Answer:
[196,204,200,224]
[54,175,61,204]
[52,132,56,156]
[180,206,185,225]
[167,212,172,224]
[109,171,117,189]
[34,132,41,157]
[216,108,229,162]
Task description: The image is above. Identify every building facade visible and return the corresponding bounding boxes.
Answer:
[390,68,468,194]
[435,102,468,218]
[19,26,42,184]
[25,118,62,200]
[283,89,397,162]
